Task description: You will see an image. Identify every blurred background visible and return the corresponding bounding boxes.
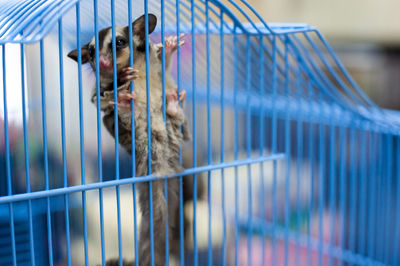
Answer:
[1,0,400,265]
[229,0,400,110]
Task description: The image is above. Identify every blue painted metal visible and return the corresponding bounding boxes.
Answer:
[232,22,239,266]
[245,34,253,266]
[328,123,336,266]
[393,137,400,265]
[75,2,89,265]
[175,1,185,265]
[271,35,278,266]
[93,0,106,265]
[191,1,198,265]
[127,1,139,263]
[307,81,315,266]
[295,60,303,265]
[205,2,213,266]
[258,33,266,266]
[219,10,227,266]
[110,1,123,265]
[368,132,378,259]
[0,0,400,265]
[358,131,367,256]
[39,39,54,266]
[57,18,71,266]
[20,42,36,266]
[283,36,290,266]
[2,44,16,266]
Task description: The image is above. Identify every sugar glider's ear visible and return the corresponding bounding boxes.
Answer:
[67,43,90,63]
[132,13,157,39]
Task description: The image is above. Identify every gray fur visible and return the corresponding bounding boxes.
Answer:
[68,14,193,265]
[100,84,187,266]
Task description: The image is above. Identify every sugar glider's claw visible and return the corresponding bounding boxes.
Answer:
[178,34,185,46]
[120,68,139,82]
[109,100,131,111]
[120,75,138,83]
[121,67,139,74]
[179,90,186,102]
[119,90,137,100]
[129,91,137,99]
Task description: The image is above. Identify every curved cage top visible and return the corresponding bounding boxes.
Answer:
[0,1,400,133]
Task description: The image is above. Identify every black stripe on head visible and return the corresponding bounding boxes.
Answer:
[136,44,145,52]
[98,27,111,51]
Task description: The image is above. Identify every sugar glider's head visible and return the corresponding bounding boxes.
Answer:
[67,14,157,79]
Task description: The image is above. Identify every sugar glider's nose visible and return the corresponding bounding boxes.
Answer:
[99,57,112,70]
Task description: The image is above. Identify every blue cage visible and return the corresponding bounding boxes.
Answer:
[0,0,400,265]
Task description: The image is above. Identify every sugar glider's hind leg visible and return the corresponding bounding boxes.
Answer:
[136,126,178,266]
[137,180,168,266]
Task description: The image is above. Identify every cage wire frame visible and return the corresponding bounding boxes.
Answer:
[0,0,400,265]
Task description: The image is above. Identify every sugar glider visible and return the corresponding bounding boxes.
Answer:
[68,14,193,266]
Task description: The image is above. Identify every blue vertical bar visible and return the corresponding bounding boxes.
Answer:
[393,136,400,264]
[271,36,278,266]
[57,18,71,266]
[160,0,169,263]
[383,134,392,263]
[110,1,123,265]
[258,34,266,266]
[143,4,155,266]
[191,1,198,265]
[328,124,336,266]
[39,39,54,266]
[295,63,303,264]
[245,35,253,266]
[161,0,166,122]
[339,126,347,266]
[111,0,119,174]
[2,44,17,266]
[318,96,325,266]
[367,132,377,259]
[175,1,184,264]
[20,43,36,266]
[161,0,169,264]
[375,134,384,261]
[93,0,106,264]
[348,129,357,253]
[219,10,226,266]
[205,1,212,265]
[233,24,239,266]
[75,3,89,264]
[306,82,314,266]
[8,204,16,266]
[358,130,367,256]
[127,0,138,261]
[283,36,291,266]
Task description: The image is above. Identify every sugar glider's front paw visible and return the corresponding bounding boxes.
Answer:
[119,67,139,83]
[92,92,114,110]
[108,91,140,120]
[157,34,185,59]
[179,89,186,103]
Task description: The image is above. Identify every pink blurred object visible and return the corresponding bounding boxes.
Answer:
[235,211,342,266]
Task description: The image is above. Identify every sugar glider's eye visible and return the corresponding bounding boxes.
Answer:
[88,46,95,60]
[116,38,127,48]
